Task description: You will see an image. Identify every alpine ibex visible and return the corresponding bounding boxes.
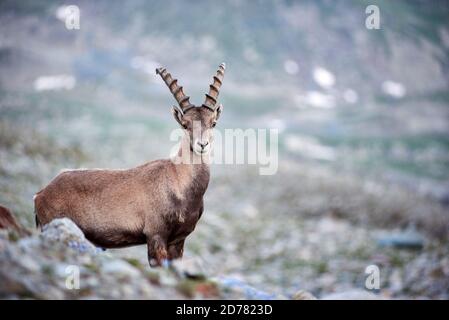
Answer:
[34,63,226,267]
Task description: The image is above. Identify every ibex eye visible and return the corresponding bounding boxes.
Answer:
[211,122,217,128]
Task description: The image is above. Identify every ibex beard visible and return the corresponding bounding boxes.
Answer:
[34,63,226,267]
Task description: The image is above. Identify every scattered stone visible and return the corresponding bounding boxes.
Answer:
[102,260,141,277]
[0,217,286,299]
[171,257,207,280]
[215,276,287,300]
[377,229,425,249]
[322,289,381,300]
[292,290,317,300]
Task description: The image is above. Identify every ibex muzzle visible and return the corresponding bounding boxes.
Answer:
[34,63,226,267]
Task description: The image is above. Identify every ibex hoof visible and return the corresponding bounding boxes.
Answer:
[149,258,171,268]
[149,258,159,267]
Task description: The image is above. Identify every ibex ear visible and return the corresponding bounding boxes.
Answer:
[215,104,223,121]
[172,106,186,128]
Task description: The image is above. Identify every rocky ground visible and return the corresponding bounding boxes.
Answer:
[0,218,299,299]
[179,163,449,300]
[1,164,448,299]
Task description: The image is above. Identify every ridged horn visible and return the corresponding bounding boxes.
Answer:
[203,62,226,111]
[156,67,194,113]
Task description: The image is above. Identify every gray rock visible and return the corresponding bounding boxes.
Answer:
[41,218,85,242]
[292,290,317,300]
[377,229,425,249]
[215,276,287,300]
[322,289,381,300]
[102,260,140,277]
[40,218,101,254]
[170,257,207,279]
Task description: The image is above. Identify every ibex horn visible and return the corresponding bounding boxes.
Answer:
[156,67,195,113]
[203,62,226,111]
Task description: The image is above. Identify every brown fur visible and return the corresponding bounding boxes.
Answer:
[0,205,30,236]
[34,66,225,267]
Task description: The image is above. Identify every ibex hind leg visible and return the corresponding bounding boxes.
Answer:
[35,214,40,229]
[168,239,185,260]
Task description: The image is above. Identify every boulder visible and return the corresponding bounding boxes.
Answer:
[40,218,101,254]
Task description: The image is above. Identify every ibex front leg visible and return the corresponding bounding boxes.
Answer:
[147,234,168,267]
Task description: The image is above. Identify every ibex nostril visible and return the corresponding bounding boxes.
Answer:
[198,141,209,149]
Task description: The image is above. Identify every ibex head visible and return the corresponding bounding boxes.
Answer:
[156,63,225,156]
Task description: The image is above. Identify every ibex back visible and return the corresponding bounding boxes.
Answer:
[34,63,226,267]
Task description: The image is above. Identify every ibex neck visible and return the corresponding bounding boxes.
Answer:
[173,161,210,200]
[172,144,211,197]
